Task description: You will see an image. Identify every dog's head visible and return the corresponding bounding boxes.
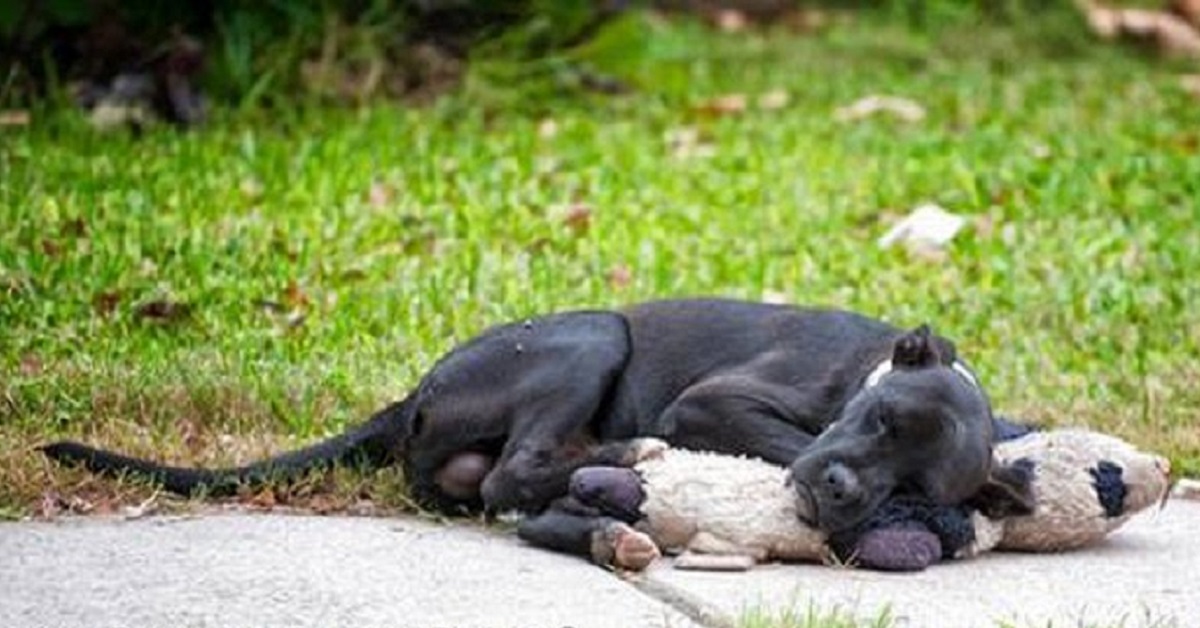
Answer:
[788,325,1035,533]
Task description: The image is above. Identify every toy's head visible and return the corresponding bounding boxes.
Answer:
[992,428,1172,551]
[788,326,1036,533]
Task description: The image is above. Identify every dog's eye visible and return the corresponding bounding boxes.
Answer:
[878,410,900,438]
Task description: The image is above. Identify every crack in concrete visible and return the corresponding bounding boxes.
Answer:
[622,566,737,628]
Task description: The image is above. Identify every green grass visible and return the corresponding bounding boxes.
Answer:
[739,599,895,628]
[2,11,1198,514]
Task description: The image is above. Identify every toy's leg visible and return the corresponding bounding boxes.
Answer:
[517,508,660,570]
[569,466,646,523]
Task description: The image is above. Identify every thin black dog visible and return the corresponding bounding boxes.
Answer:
[41,298,1034,533]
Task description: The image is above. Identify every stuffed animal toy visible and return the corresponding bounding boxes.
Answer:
[565,427,1171,572]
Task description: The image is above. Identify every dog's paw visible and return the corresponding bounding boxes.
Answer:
[609,523,661,571]
[624,438,669,465]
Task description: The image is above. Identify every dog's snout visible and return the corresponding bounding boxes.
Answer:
[821,463,862,505]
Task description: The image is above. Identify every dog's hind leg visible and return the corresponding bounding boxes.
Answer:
[404,311,636,514]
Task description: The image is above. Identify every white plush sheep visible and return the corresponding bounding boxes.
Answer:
[577,428,1171,572]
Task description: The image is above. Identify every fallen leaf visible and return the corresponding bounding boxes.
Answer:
[758,90,791,111]
[367,181,393,208]
[607,264,633,290]
[285,281,310,309]
[561,204,592,236]
[834,95,926,123]
[537,118,558,139]
[19,353,42,376]
[94,290,122,315]
[308,494,342,515]
[694,93,748,117]
[1082,3,1200,58]
[248,488,277,511]
[0,110,30,126]
[133,299,193,323]
[40,239,62,257]
[714,9,748,32]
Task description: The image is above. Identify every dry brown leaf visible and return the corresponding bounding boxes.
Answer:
[285,281,310,309]
[0,110,30,126]
[94,290,122,316]
[367,181,393,208]
[19,353,43,377]
[695,93,749,117]
[607,264,633,290]
[134,299,193,323]
[834,95,926,123]
[714,9,748,32]
[248,488,277,511]
[41,239,62,257]
[308,494,342,515]
[561,204,592,236]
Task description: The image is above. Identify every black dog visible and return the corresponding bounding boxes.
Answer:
[42,298,1034,533]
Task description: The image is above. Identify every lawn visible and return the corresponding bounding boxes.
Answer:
[2,9,1198,518]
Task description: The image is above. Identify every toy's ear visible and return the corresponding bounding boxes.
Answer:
[967,458,1036,519]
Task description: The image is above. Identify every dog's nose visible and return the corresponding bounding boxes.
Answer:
[820,463,862,505]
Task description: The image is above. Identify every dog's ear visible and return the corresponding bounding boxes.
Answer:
[892,325,958,368]
[966,457,1037,519]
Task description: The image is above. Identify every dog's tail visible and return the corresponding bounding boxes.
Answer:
[39,396,416,496]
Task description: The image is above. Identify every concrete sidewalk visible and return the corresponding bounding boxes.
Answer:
[643,500,1198,627]
[0,512,697,628]
[2,501,1197,628]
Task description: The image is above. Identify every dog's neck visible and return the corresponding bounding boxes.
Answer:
[863,359,979,390]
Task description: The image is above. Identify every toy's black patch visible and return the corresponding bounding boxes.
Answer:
[1010,456,1036,477]
[828,494,975,563]
[1089,460,1127,518]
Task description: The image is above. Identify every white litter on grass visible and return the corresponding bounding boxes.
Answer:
[834,95,926,123]
[878,203,966,251]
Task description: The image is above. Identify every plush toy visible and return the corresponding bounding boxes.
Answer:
[567,427,1171,572]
